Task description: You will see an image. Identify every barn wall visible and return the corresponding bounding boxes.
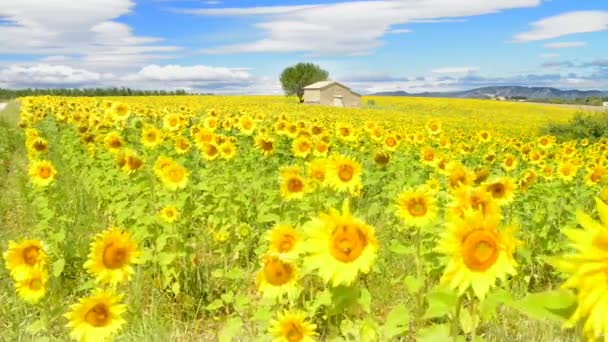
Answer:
[305,83,361,107]
[303,89,321,103]
[343,92,361,108]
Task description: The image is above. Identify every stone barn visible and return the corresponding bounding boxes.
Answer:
[303,81,361,108]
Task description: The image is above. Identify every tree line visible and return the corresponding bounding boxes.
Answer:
[0,88,201,100]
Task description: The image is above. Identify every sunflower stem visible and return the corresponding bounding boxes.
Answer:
[414,226,423,332]
[451,295,464,341]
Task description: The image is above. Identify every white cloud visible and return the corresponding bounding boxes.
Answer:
[124,64,252,83]
[543,41,587,49]
[0,64,114,87]
[432,67,479,74]
[388,29,412,34]
[513,10,608,42]
[540,53,560,58]
[0,1,180,70]
[186,0,540,55]
[0,63,256,92]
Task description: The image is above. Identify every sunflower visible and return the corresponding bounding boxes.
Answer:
[64,290,127,342]
[293,137,313,158]
[420,147,438,167]
[585,165,606,186]
[384,135,399,151]
[313,140,329,157]
[116,150,143,174]
[336,123,356,141]
[373,150,391,168]
[219,141,236,160]
[307,159,327,185]
[160,162,189,190]
[450,187,501,220]
[552,198,608,341]
[280,166,310,201]
[395,188,437,228]
[266,224,302,258]
[326,155,362,194]
[483,177,516,205]
[303,200,378,286]
[153,156,175,178]
[426,119,442,135]
[193,128,215,148]
[437,211,519,299]
[447,162,473,190]
[255,135,275,157]
[473,167,490,185]
[163,113,182,132]
[203,116,219,131]
[477,131,491,143]
[269,310,317,342]
[174,136,191,154]
[141,125,163,148]
[159,205,179,223]
[3,239,47,280]
[255,254,300,300]
[84,227,141,286]
[15,267,48,304]
[111,103,130,122]
[501,154,518,172]
[558,161,578,182]
[200,142,220,161]
[103,132,123,153]
[28,160,57,187]
[239,115,256,135]
[28,137,49,154]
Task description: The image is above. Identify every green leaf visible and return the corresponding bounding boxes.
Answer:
[331,286,360,313]
[416,324,451,342]
[257,212,280,223]
[508,290,576,322]
[388,242,412,255]
[479,288,513,320]
[359,288,372,313]
[218,316,243,342]
[381,304,410,339]
[156,252,176,266]
[423,286,459,319]
[404,275,424,294]
[26,318,48,334]
[52,258,65,278]
[205,299,224,311]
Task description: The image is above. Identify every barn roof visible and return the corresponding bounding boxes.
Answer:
[304,81,343,90]
[303,81,361,96]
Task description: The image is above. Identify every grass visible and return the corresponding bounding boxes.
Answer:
[0,98,580,341]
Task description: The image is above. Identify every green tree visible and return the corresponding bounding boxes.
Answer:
[279,62,329,103]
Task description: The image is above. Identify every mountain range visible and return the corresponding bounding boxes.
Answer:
[370,86,607,100]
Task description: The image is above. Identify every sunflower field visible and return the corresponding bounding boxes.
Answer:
[1,95,607,341]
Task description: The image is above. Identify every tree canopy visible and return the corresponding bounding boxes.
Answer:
[279,63,329,103]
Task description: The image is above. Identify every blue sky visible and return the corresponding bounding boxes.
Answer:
[0,0,606,93]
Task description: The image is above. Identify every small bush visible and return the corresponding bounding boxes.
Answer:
[542,112,608,142]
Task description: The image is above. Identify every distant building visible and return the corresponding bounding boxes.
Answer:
[603,101,608,107]
[303,81,361,108]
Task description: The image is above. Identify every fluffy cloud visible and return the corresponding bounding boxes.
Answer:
[0,1,180,70]
[543,41,587,49]
[184,0,540,55]
[0,64,114,88]
[0,64,256,92]
[514,11,608,42]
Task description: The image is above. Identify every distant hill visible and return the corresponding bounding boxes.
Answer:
[370,86,607,100]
